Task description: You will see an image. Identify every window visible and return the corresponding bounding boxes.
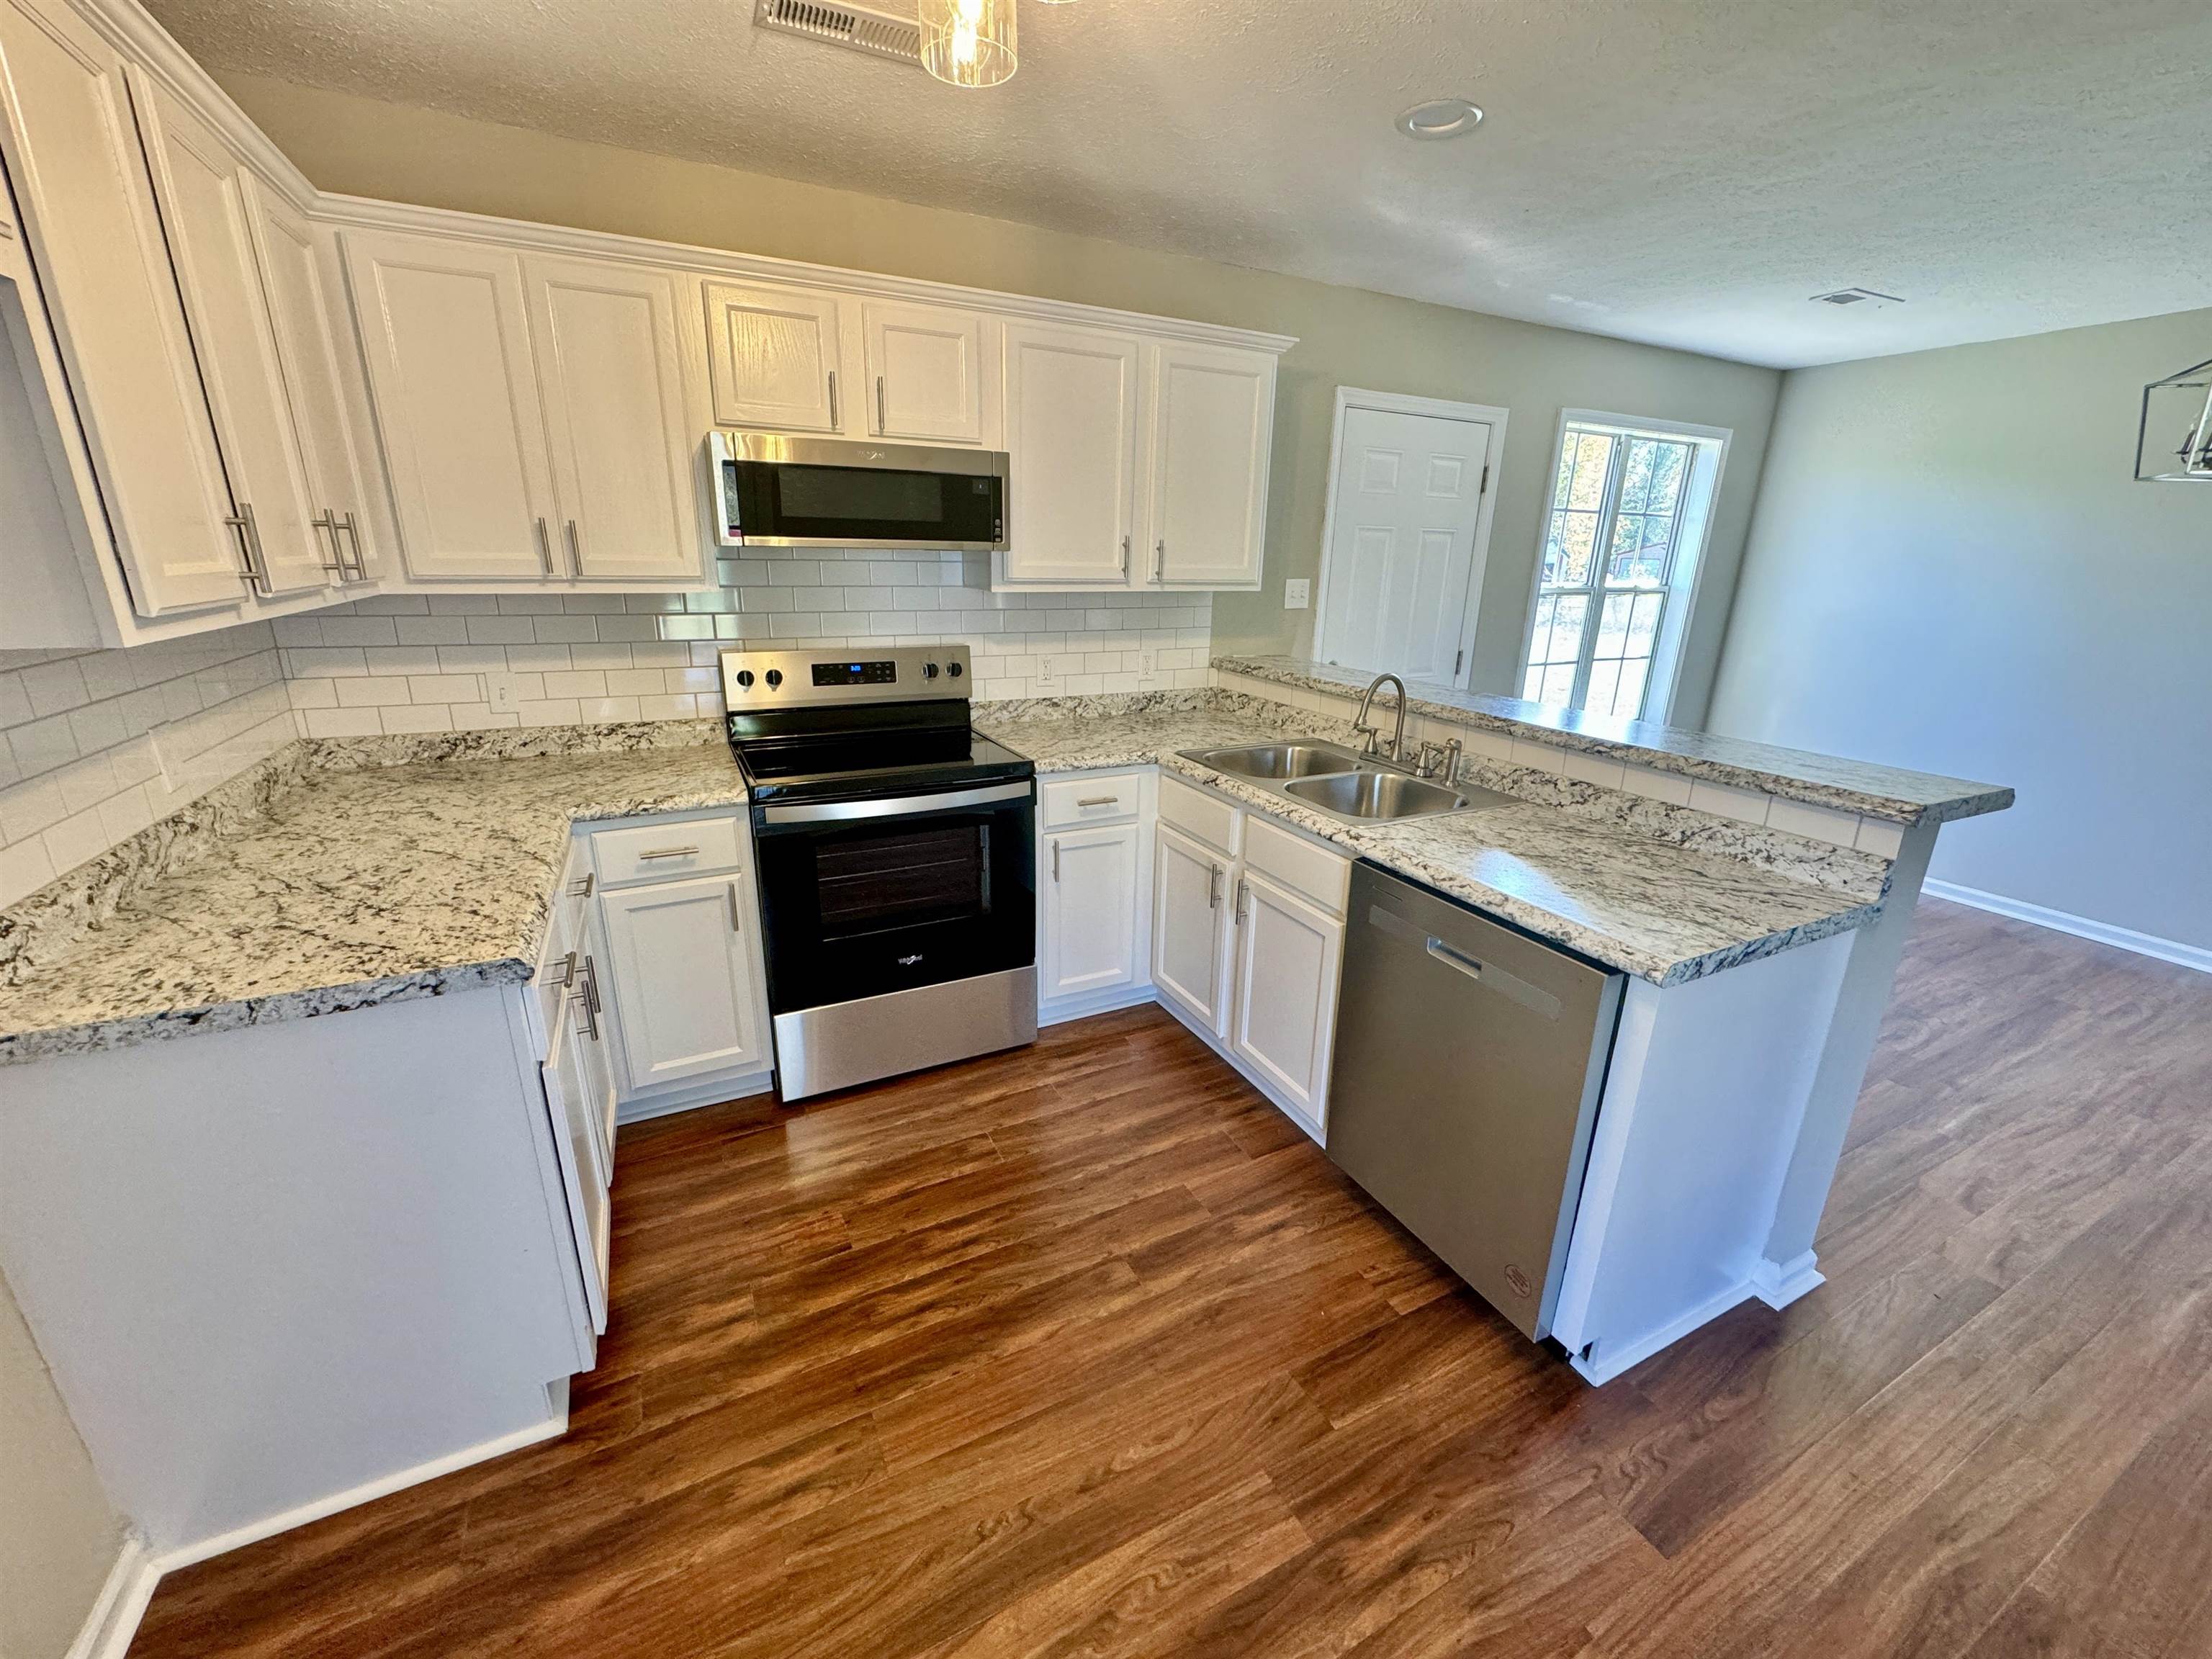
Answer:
[1521,415,1727,721]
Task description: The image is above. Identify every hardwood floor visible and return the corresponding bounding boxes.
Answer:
[128,900,2212,1657]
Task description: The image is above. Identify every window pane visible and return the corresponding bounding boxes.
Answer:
[1566,433,1613,510]
[1556,513,1599,585]
[1618,439,1655,513]
[1537,662,1578,706]
[1645,441,1687,514]
[1614,656,1652,718]
[1543,594,1588,665]
[1586,657,1623,716]
[1595,592,1633,657]
[1629,591,1665,654]
[1521,665,1545,701]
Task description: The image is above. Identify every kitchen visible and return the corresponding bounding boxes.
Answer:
[3,1,2208,1655]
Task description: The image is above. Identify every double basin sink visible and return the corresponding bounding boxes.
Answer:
[1176,741,1517,824]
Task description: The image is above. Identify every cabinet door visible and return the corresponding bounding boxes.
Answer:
[0,0,243,614]
[863,298,986,444]
[343,229,556,580]
[598,875,766,1091]
[526,255,701,582]
[539,992,611,1336]
[1146,340,1273,589]
[1152,822,1231,1034]
[1042,822,1138,999]
[1001,320,1139,585]
[702,280,845,433]
[1229,868,1344,1127]
[245,179,377,586]
[130,71,325,597]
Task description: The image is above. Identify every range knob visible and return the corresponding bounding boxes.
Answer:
[947,660,964,678]
[732,669,755,689]
[764,668,783,689]
[921,661,940,680]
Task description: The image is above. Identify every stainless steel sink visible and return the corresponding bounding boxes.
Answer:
[1281,770,1480,820]
[1178,742,1372,781]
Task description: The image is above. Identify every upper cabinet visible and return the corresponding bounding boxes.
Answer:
[1001,320,1141,585]
[0,0,246,620]
[345,229,709,585]
[861,298,992,445]
[703,280,845,434]
[1145,340,1274,590]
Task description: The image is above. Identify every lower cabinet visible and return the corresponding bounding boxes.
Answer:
[598,873,768,1092]
[1227,868,1343,1124]
[1041,820,1141,999]
[1151,822,1233,1030]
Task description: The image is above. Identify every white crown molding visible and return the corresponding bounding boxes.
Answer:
[310,192,1299,357]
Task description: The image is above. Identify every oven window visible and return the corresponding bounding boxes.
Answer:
[814,822,988,938]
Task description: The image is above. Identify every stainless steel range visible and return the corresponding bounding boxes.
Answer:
[721,645,1036,1100]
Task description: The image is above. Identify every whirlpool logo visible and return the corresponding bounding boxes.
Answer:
[897,953,925,966]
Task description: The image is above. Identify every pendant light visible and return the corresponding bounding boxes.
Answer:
[919,0,1017,87]
[2136,356,2212,482]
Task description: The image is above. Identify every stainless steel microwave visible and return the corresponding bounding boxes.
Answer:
[709,431,1010,552]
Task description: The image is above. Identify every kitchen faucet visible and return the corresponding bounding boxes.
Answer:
[1351,673,1409,762]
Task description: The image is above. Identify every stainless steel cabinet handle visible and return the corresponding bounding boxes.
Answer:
[1076,795,1118,808]
[542,949,578,988]
[225,503,269,593]
[1208,864,1223,909]
[568,871,595,899]
[637,845,701,860]
[577,954,603,1040]
[336,511,369,580]
[1152,539,1164,584]
[1119,534,1130,576]
[729,881,744,932]
[1051,841,1061,881]
[827,371,840,428]
[565,519,583,575]
[310,510,343,576]
[1235,876,1250,924]
[534,517,554,574]
[876,374,887,433]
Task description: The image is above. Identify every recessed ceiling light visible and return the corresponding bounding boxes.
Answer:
[1396,97,1484,140]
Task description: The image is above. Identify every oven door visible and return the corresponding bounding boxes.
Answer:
[712,433,1007,551]
[751,780,1035,1016]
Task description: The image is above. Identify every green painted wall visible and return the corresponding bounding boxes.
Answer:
[218,73,1781,720]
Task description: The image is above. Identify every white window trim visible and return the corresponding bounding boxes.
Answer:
[1310,386,1510,688]
[1515,408,1732,725]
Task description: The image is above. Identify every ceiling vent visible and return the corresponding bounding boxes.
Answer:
[752,0,922,66]
[1810,287,1905,307]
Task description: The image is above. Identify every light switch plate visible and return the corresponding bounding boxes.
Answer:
[486,673,522,715]
[1284,578,1310,610]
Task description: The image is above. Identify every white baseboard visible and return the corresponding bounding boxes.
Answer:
[1570,1278,1761,1386]
[616,1068,776,1124]
[1923,880,2212,976]
[1039,981,1159,1028]
[151,1397,569,1571]
[1750,1250,1825,1310]
[67,1531,158,1659]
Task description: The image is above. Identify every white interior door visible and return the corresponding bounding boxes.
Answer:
[701,280,845,433]
[1229,869,1343,1128]
[1151,823,1231,1033]
[863,298,986,444]
[526,255,701,582]
[1001,320,1139,585]
[598,875,765,1092]
[343,230,556,580]
[1146,341,1272,589]
[0,0,243,614]
[131,71,326,596]
[1317,403,1496,685]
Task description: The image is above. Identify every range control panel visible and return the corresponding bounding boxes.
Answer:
[719,645,971,707]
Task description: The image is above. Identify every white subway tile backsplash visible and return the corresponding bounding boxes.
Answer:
[1689,780,1773,826]
[1621,763,1695,806]
[1767,797,1863,849]
[1855,817,1905,858]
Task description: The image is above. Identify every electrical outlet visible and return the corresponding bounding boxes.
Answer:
[487,673,522,715]
[1033,655,1058,689]
[1137,648,1161,685]
[1284,578,1310,611]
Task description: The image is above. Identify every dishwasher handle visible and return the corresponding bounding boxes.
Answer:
[1366,902,1565,1021]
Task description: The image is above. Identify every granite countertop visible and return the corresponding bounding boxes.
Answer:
[977,705,1884,987]
[1215,655,2014,827]
[0,743,748,1066]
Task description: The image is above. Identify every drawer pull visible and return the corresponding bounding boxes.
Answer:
[637,845,701,860]
[1076,795,1119,808]
[568,871,595,898]
[541,950,578,988]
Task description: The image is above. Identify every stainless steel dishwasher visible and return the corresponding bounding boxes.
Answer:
[1326,862,1626,1343]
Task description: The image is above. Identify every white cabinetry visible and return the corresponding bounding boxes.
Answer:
[703,279,846,433]
[346,229,707,585]
[1001,320,1141,585]
[997,325,1275,593]
[0,0,245,618]
[862,297,992,444]
[1151,775,1349,1137]
[129,67,326,596]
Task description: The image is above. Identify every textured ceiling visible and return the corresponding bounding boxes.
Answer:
[146,0,2212,367]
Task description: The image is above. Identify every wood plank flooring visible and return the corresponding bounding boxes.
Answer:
[128,900,2212,1657]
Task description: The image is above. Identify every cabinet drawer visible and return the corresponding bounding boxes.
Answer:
[1243,815,1353,917]
[1159,774,1240,856]
[1040,772,1143,829]
[590,815,746,886]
